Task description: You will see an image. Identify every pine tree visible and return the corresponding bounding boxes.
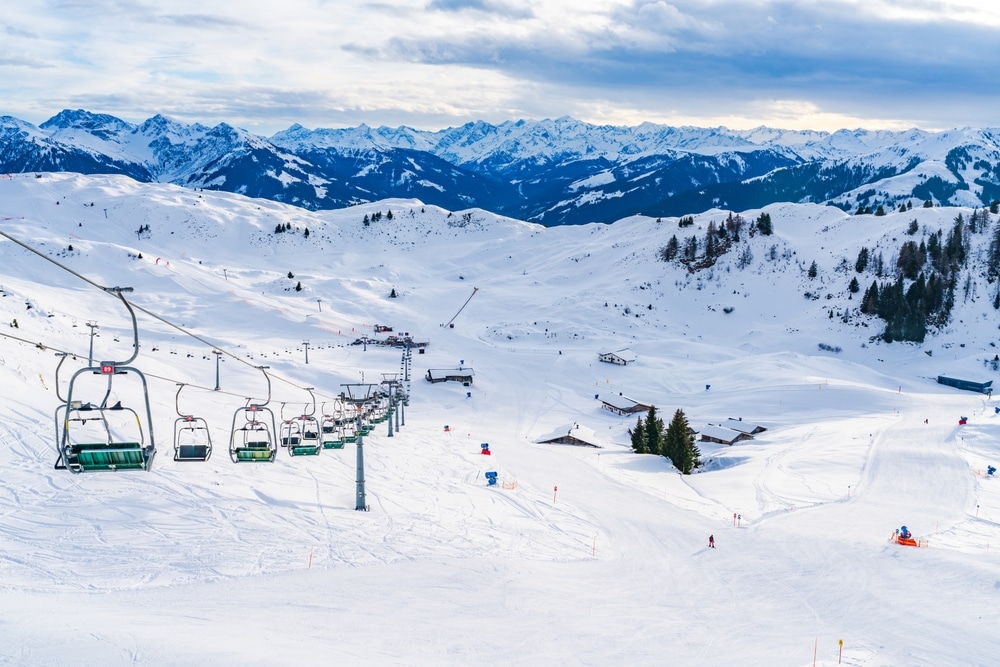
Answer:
[683,236,698,261]
[295,281,303,292]
[659,235,679,262]
[848,277,860,293]
[874,204,886,216]
[807,261,818,278]
[629,415,647,454]
[861,280,879,314]
[756,212,773,236]
[855,247,869,273]
[644,406,664,456]
[987,221,1000,282]
[704,221,718,259]
[664,409,699,474]
[897,240,924,280]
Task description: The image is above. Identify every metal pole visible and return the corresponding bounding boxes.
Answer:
[86,322,98,366]
[387,383,394,437]
[316,298,322,312]
[395,387,401,430]
[303,340,309,365]
[342,383,375,512]
[355,410,367,510]
[214,350,222,390]
[404,342,410,381]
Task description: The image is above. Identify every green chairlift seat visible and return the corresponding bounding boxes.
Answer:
[67,442,152,472]
[234,441,275,462]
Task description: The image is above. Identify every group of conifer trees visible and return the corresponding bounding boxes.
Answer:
[854,211,998,342]
[629,406,700,474]
[659,212,772,268]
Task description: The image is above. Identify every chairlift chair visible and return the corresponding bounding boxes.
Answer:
[288,414,322,456]
[53,291,156,473]
[229,368,278,463]
[282,390,321,456]
[280,419,302,447]
[340,419,358,444]
[230,405,277,463]
[320,400,345,449]
[173,384,213,462]
[321,415,345,449]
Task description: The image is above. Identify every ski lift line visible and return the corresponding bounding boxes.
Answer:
[442,286,479,327]
[0,228,346,399]
[0,329,70,354]
[142,369,344,407]
[0,229,110,293]
[0,228,246,368]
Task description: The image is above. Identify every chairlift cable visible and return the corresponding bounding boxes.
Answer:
[0,228,340,398]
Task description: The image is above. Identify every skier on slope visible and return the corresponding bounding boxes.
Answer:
[709,534,715,548]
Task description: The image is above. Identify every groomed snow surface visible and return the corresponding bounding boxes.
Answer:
[1,173,998,666]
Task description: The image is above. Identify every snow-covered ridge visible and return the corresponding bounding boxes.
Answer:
[4,109,1000,226]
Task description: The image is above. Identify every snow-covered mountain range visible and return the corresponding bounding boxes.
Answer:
[4,110,1000,225]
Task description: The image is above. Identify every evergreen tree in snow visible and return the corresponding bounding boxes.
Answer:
[629,415,647,454]
[664,409,700,474]
[855,247,869,273]
[644,406,664,456]
[755,212,773,236]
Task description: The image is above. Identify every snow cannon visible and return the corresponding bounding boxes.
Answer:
[892,525,926,547]
[959,416,968,425]
[480,442,491,456]
[484,471,498,486]
[988,465,997,476]
[995,406,999,414]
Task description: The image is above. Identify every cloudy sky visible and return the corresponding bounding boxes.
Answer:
[2,0,999,135]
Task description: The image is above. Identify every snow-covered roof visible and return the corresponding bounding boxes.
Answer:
[722,418,765,434]
[699,425,746,443]
[535,422,607,448]
[426,367,475,379]
[598,348,636,361]
[600,394,649,412]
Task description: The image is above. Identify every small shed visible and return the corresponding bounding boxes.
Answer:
[600,393,652,416]
[937,376,993,394]
[598,348,637,366]
[426,368,475,384]
[699,425,752,445]
[536,422,605,448]
[722,418,767,435]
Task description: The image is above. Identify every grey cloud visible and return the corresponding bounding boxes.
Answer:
[0,55,53,68]
[427,0,534,19]
[156,14,251,30]
[5,25,40,39]
[367,0,1000,128]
